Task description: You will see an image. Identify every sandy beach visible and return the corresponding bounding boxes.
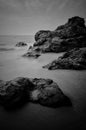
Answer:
[0,43,86,129]
[0,0,86,129]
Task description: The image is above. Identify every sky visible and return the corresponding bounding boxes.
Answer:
[0,0,86,35]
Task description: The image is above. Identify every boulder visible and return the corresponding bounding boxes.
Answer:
[23,16,86,58]
[0,77,71,108]
[16,42,27,47]
[30,78,71,107]
[43,48,86,70]
[0,77,34,107]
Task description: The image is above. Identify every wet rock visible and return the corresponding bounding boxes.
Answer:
[0,77,71,108]
[55,16,86,38]
[35,30,51,41]
[23,51,41,58]
[24,16,86,58]
[16,42,27,47]
[0,77,34,107]
[30,78,71,107]
[43,48,86,70]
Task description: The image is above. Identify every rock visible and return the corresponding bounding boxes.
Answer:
[22,44,41,58]
[24,16,86,58]
[55,16,86,38]
[43,48,86,70]
[23,51,41,58]
[16,42,27,47]
[29,78,71,107]
[0,77,71,108]
[35,30,51,41]
[0,77,34,107]
[29,45,33,50]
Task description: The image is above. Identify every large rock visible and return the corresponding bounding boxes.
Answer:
[43,48,86,70]
[55,16,86,38]
[23,16,86,58]
[0,77,71,108]
[30,78,71,107]
[16,42,27,47]
[0,77,34,107]
[35,30,51,41]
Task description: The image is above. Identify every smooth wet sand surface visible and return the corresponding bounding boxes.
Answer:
[0,47,86,130]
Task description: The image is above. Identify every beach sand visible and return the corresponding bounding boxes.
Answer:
[0,47,86,130]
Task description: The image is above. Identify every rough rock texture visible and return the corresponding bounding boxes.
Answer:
[23,48,41,58]
[43,48,86,70]
[30,78,71,107]
[23,16,86,58]
[16,42,27,47]
[0,77,71,108]
[0,77,34,107]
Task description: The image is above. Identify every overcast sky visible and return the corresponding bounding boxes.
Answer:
[0,0,86,35]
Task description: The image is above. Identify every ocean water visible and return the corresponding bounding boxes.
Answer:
[0,35,86,130]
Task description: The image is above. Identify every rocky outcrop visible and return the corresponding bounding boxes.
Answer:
[16,42,27,47]
[0,77,71,108]
[23,16,86,58]
[43,48,86,70]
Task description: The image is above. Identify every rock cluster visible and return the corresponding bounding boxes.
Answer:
[0,77,71,108]
[24,16,86,58]
[43,48,86,70]
[16,42,27,47]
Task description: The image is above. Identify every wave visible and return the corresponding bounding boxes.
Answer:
[0,47,15,52]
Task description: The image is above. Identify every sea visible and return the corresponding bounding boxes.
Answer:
[0,35,86,130]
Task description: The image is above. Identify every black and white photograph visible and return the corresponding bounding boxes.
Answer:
[0,0,86,130]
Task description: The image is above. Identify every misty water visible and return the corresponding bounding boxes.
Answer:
[0,35,86,130]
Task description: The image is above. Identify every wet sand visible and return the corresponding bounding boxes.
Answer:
[0,47,86,130]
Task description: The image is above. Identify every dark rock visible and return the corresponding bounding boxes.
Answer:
[24,16,86,58]
[0,77,71,108]
[0,77,34,107]
[55,16,86,38]
[23,51,41,58]
[29,45,33,50]
[30,78,71,107]
[16,42,27,47]
[43,48,86,70]
[23,44,41,58]
[35,30,51,41]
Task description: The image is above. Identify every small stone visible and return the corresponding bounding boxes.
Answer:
[16,42,27,47]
